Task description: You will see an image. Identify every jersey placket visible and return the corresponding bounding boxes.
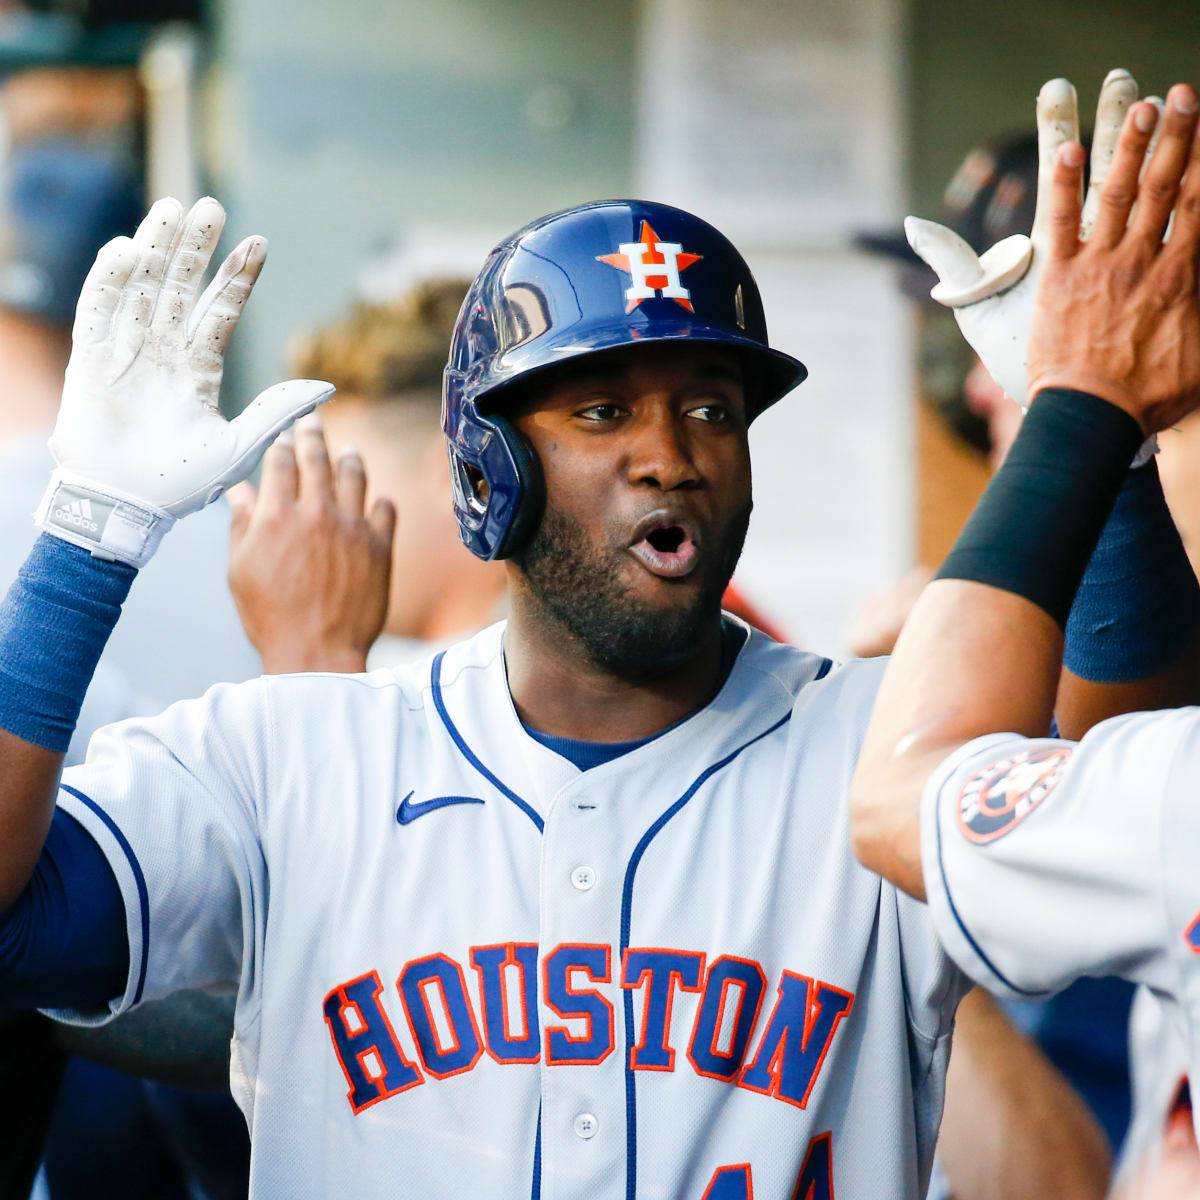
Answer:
[536,769,632,1200]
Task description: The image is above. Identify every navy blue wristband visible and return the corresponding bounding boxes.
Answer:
[0,534,135,751]
[1064,459,1200,681]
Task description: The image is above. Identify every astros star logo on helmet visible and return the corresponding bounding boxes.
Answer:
[597,220,702,312]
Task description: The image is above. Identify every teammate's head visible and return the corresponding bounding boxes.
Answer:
[0,140,143,331]
[858,134,1041,462]
[443,199,805,676]
[857,135,1039,303]
[290,278,503,642]
[290,277,468,441]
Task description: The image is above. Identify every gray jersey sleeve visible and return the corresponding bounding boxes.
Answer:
[48,677,272,1026]
[919,709,1200,1001]
[1114,986,1189,1184]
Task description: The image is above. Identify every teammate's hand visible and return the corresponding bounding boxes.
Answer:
[40,196,334,567]
[904,70,1155,409]
[227,416,396,674]
[1026,83,1200,433]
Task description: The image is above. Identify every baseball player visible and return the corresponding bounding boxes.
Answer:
[0,136,267,1200]
[0,75,1184,1200]
[1,192,961,1200]
[850,72,1200,1154]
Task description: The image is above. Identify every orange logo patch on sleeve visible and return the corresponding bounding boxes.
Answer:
[957,746,1074,844]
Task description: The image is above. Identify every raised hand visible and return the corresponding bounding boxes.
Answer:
[227,417,396,675]
[904,70,1161,411]
[1029,84,1200,433]
[40,196,333,567]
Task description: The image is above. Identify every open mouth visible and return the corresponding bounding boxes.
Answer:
[628,516,701,579]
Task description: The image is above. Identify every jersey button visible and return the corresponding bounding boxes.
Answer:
[574,1112,598,1140]
[571,866,596,891]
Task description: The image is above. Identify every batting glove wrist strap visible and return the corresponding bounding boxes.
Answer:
[35,470,175,568]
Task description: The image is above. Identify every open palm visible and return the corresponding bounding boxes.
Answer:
[52,195,332,517]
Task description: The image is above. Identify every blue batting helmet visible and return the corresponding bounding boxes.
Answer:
[443,199,808,561]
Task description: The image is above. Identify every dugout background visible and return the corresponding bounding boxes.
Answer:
[192,0,1199,654]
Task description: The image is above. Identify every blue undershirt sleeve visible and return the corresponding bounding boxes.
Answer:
[0,807,129,1009]
[1063,459,1200,682]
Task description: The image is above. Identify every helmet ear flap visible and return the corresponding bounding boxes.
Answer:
[489,413,544,560]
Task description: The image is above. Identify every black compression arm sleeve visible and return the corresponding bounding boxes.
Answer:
[936,388,1145,629]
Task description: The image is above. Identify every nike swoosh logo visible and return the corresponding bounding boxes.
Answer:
[396,791,485,825]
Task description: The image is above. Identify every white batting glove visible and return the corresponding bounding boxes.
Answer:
[37,196,334,567]
[905,69,1159,464]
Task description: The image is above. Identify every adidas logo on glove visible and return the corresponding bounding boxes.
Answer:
[52,498,99,533]
[42,483,116,545]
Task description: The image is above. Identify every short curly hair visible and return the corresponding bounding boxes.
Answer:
[287,278,470,402]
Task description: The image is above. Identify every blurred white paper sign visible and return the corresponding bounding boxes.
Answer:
[637,0,905,247]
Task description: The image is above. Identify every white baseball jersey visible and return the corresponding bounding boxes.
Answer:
[52,622,968,1199]
[921,708,1200,1145]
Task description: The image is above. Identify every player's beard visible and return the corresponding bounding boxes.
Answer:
[513,498,751,679]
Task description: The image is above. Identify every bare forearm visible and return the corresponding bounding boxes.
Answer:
[852,387,1140,895]
[855,404,1187,891]
[0,537,136,910]
[876,583,1062,747]
[1056,636,1200,741]
[939,989,1111,1200]
[0,729,64,911]
[850,582,1061,897]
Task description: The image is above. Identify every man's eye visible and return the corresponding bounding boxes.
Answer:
[688,403,731,424]
[578,403,623,421]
